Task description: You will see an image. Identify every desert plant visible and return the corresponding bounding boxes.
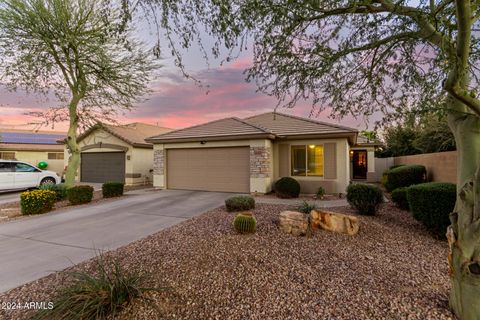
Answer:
[274,177,300,198]
[315,187,326,199]
[298,201,316,214]
[39,183,68,201]
[346,183,384,216]
[67,185,94,205]
[20,189,56,215]
[233,212,257,234]
[407,182,456,238]
[102,182,124,198]
[384,165,426,192]
[34,255,164,320]
[225,195,255,212]
[391,187,410,210]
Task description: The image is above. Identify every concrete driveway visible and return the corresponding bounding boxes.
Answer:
[0,189,233,293]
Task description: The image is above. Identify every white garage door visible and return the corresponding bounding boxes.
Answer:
[167,147,250,193]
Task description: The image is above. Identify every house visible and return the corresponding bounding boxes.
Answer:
[146,112,377,194]
[0,129,66,175]
[69,123,172,185]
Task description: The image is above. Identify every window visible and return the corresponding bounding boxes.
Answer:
[15,163,37,172]
[291,145,324,177]
[0,162,13,172]
[48,152,64,160]
[0,152,15,160]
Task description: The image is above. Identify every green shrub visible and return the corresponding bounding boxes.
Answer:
[407,182,456,238]
[391,187,410,210]
[39,183,68,201]
[315,187,326,199]
[298,201,316,214]
[389,164,406,170]
[274,177,301,198]
[384,165,426,192]
[20,189,56,215]
[233,212,257,234]
[67,185,94,205]
[102,182,124,198]
[225,195,255,212]
[34,255,164,320]
[346,183,384,215]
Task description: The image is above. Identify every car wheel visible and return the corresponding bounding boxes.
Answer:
[40,177,56,186]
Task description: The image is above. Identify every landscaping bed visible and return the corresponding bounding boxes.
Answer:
[0,202,452,319]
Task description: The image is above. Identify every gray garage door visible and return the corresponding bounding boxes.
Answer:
[167,147,250,193]
[81,152,125,183]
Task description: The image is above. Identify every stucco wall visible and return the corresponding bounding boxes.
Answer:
[3,150,64,175]
[394,151,457,183]
[272,138,350,195]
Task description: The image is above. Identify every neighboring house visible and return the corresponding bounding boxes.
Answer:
[69,123,172,185]
[0,129,66,175]
[146,112,378,194]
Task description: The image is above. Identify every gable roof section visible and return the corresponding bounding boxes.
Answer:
[147,111,357,144]
[146,117,275,143]
[77,122,172,148]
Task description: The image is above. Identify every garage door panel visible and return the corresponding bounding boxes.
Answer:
[81,152,125,183]
[167,147,250,193]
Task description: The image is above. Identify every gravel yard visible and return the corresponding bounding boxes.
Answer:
[0,202,453,320]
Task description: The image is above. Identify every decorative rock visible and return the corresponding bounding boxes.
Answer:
[279,211,308,236]
[310,210,359,236]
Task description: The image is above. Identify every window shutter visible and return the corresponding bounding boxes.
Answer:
[324,143,337,179]
[279,144,290,177]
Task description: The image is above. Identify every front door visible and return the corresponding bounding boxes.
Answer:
[352,150,368,179]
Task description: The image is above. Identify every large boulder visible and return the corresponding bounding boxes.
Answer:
[279,211,308,236]
[310,210,359,236]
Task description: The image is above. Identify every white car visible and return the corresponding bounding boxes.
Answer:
[0,160,61,192]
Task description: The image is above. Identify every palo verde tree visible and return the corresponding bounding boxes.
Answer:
[141,0,479,318]
[0,0,157,187]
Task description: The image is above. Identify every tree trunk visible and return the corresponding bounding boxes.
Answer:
[447,96,480,320]
[64,95,81,187]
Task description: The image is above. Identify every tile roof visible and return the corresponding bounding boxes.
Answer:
[78,122,172,147]
[145,117,275,142]
[147,112,357,143]
[0,143,64,151]
[244,112,357,137]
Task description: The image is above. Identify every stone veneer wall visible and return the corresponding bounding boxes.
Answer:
[250,146,271,178]
[153,149,164,175]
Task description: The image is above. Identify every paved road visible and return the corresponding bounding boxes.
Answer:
[0,189,232,293]
[0,192,22,206]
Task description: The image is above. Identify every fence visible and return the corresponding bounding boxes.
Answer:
[375,151,457,183]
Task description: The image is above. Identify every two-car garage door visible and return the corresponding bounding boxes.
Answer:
[167,147,250,193]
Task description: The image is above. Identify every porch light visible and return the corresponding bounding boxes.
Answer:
[308,144,315,149]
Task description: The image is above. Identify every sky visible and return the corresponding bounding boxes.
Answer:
[0,19,373,133]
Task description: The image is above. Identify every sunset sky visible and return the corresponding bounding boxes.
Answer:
[0,24,374,133]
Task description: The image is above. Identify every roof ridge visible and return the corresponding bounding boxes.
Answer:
[245,111,358,132]
[232,117,274,134]
[147,117,240,140]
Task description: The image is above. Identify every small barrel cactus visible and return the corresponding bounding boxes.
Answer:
[233,212,257,234]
